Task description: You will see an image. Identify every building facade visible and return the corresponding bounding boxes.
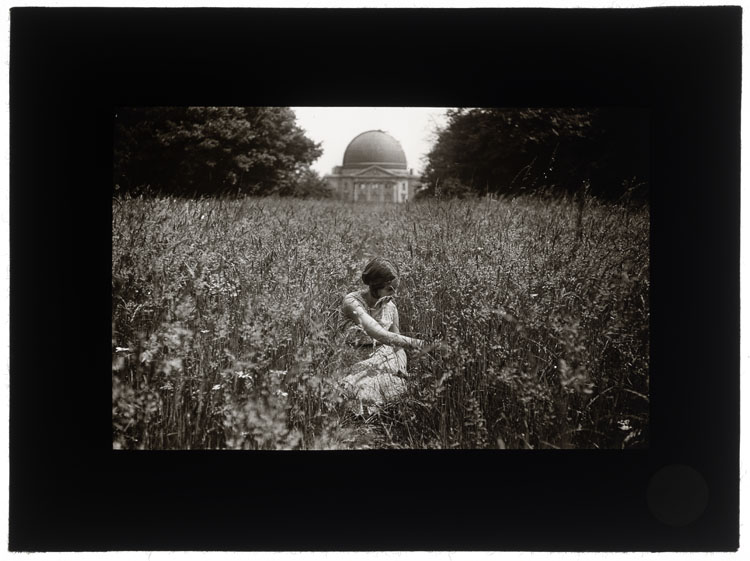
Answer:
[324,130,421,203]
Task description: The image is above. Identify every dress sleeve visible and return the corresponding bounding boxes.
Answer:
[390,302,400,334]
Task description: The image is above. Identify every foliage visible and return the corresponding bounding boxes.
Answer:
[113,195,649,449]
[113,106,323,197]
[415,177,475,200]
[421,107,649,202]
[276,167,334,199]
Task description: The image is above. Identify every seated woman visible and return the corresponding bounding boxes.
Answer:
[337,257,426,411]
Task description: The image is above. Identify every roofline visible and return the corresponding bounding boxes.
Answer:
[351,165,399,177]
[324,169,422,179]
[342,130,407,167]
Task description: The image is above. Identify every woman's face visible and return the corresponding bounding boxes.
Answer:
[375,279,399,300]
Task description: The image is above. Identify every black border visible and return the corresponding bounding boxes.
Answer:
[9,7,740,551]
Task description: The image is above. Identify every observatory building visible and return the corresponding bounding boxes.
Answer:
[324,130,421,203]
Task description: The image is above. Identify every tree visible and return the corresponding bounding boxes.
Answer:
[421,107,649,201]
[114,107,323,196]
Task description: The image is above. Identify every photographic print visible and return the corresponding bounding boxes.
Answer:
[112,105,650,450]
[12,5,739,552]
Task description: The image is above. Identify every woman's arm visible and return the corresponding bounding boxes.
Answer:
[342,296,424,349]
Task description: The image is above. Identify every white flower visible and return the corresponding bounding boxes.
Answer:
[211,384,222,391]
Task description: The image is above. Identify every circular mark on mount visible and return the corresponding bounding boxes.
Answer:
[647,464,709,526]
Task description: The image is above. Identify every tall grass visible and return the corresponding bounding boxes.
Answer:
[112,194,649,449]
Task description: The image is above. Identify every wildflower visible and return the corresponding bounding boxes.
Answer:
[211,384,222,391]
[115,347,131,353]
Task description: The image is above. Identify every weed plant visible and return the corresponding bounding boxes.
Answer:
[112,194,649,449]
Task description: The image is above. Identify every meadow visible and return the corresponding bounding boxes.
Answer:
[112,195,649,450]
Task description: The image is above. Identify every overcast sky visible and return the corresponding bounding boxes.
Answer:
[291,107,450,177]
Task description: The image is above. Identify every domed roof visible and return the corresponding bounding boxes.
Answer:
[342,130,407,169]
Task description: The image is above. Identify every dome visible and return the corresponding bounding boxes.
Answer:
[342,130,407,170]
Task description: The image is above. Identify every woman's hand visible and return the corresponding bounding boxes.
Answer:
[412,339,452,356]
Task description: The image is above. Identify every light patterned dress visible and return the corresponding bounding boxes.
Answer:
[338,292,409,407]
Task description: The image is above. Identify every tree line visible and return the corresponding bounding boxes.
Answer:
[114,106,329,197]
[419,107,649,203]
[114,106,649,202]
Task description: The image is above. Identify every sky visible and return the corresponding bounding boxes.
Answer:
[290,107,450,177]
